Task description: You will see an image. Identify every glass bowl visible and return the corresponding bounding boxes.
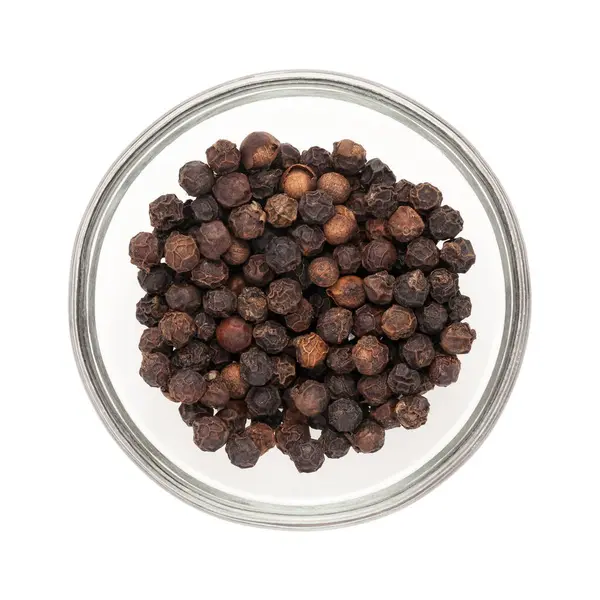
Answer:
[70,70,530,529]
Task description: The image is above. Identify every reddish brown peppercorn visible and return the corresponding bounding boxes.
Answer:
[327,275,366,309]
[139,327,169,354]
[159,311,196,348]
[149,194,185,231]
[190,258,229,289]
[289,440,325,473]
[246,422,276,455]
[332,139,367,174]
[323,205,358,245]
[129,232,162,271]
[201,374,230,409]
[365,218,391,241]
[293,380,329,417]
[402,333,436,369]
[215,316,253,354]
[317,172,351,204]
[228,202,266,240]
[271,354,297,388]
[348,420,385,453]
[206,139,241,174]
[409,183,442,211]
[222,238,250,266]
[168,369,207,404]
[381,305,417,340]
[388,205,425,242]
[333,244,362,274]
[361,239,397,272]
[363,271,395,305]
[405,237,440,271]
[307,256,338,288]
[394,395,430,429]
[358,372,392,405]
[139,352,172,388]
[196,220,232,259]
[212,172,252,208]
[281,164,317,200]
[165,283,202,314]
[440,237,476,273]
[417,302,448,335]
[164,232,200,273]
[236,286,268,323]
[240,131,280,170]
[220,363,250,399]
[265,194,298,228]
[193,416,230,452]
[178,161,214,197]
[429,354,461,386]
[243,254,274,287]
[352,335,389,375]
[371,401,400,430]
[294,333,329,369]
[267,278,302,315]
[440,322,476,354]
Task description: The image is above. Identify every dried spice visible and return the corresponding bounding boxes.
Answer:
[215,316,253,353]
[149,194,185,231]
[129,232,162,271]
[206,139,241,174]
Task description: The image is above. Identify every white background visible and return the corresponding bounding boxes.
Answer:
[1,1,599,598]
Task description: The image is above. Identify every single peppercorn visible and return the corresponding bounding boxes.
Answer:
[243,254,274,287]
[394,395,430,429]
[220,363,250,399]
[428,205,464,240]
[129,231,162,271]
[179,402,213,426]
[139,327,170,354]
[237,287,268,323]
[358,372,392,406]
[301,146,333,177]
[195,220,231,259]
[352,304,383,337]
[225,433,260,468]
[440,237,476,273]
[270,354,297,388]
[281,164,317,200]
[348,420,385,453]
[164,232,200,272]
[327,275,366,309]
[209,342,231,368]
[165,283,202,313]
[364,184,398,219]
[429,268,459,303]
[178,161,214,197]
[137,264,174,294]
[193,416,230,452]
[201,375,230,409]
[323,205,358,245]
[168,369,207,404]
[346,191,369,222]
[381,305,417,340]
[395,179,415,204]
[149,194,185,231]
[159,311,196,348]
[319,428,351,459]
[298,190,335,225]
[394,270,430,307]
[203,288,237,318]
[206,139,241,174]
[332,139,366,174]
[333,244,362,274]
[264,236,302,274]
[240,131,280,170]
[253,320,289,354]
[402,333,436,369]
[194,312,216,341]
[136,293,169,327]
[417,302,449,335]
[246,385,282,417]
[189,195,220,223]
[246,422,276,455]
[361,239,397,272]
[387,363,421,395]
[307,256,338,288]
[264,193,298,228]
[317,172,351,204]
[365,218,391,240]
[139,352,172,388]
[172,340,212,371]
[267,278,302,315]
[363,271,395,305]
[274,143,301,170]
[284,298,314,333]
[360,158,396,187]
[290,224,326,257]
[409,182,442,211]
[405,237,440,271]
[215,316,253,354]
[228,201,266,240]
[440,322,476,354]
[276,422,310,455]
[293,380,329,417]
[325,373,357,399]
[326,346,355,374]
[317,307,353,345]
[388,205,425,242]
[289,439,325,473]
[352,335,389,375]
[448,294,472,322]
[222,238,250,266]
[371,401,400,430]
[294,333,329,369]
[249,168,282,199]
[190,258,229,289]
[429,354,461,387]
[212,172,252,208]
[240,346,273,386]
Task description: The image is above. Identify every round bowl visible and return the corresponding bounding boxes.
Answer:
[70,70,530,529]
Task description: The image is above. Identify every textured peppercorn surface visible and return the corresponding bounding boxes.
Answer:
[129,132,476,473]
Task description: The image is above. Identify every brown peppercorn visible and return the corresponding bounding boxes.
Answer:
[363,271,395,305]
[271,354,297,388]
[409,182,442,211]
[290,224,326,257]
[165,283,202,314]
[227,277,245,301]
[236,287,267,323]
[164,232,200,273]
[326,346,355,374]
[405,237,440,271]
[274,143,301,170]
[172,340,211,371]
[189,195,220,223]
[360,158,396,187]
[395,179,415,203]
[240,131,280,170]
[416,302,448,335]
[264,236,302,274]
[209,343,231,368]
[317,307,353,345]
[371,401,400,430]
[387,363,421,395]
[364,184,398,219]
[194,312,216,341]
[327,275,366,309]
[352,304,384,337]
[323,205,358,245]
[416,374,435,395]
[294,332,329,369]
[381,305,417,340]
[265,193,298,228]
[228,201,266,240]
[358,372,392,405]
[326,375,357,402]
[201,374,230,409]
[284,298,314,333]
[440,237,476,273]
[168,369,207,404]
[319,428,351,459]
[440,322,476,354]
[243,254,274,287]
[300,146,333,177]
[139,327,169,354]
[429,268,459,303]
[215,316,253,354]
[246,422,276,455]
[365,218,391,240]
[267,278,302,315]
[206,139,241,174]
[293,380,329,417]
[139,352,172,388]
[240,346,273,386]
[253,320,289,354]
[429,354,461,386]
[289,439,325,473]
[394,270,430,307]
[222,238,250,266]
[225,433,260,468]
[402,333,436,369]
[212,172,252,208]
[306,256,338,288]
[448,294,472,322]
[193,416,230,452]
[394,395,430,429]
[249,168,282,199]
[346,191,369,222]
[352,335,389,375]
[246,385,281,417]
[190,258,229,289]
[220,363,250,399]
[333,244,362,274]
[281,164,318,200]
[332,139,366,174]
[179,402,213,426]
[194,220,231,259]
[178,161,214,197]
[137,264,174,294]
[159,311,196,348]
[348,420,385,453]
[428,205,464,240]
[361,239,397,272]
[129,231,162,271]
[136,293,169,327]
[276,421,310,455]
[203,288,237,318]
[317,172,351,204]
[328,397,362,433]
[298,190,335,225]
[149,194,185,231]
[388,205,425,242]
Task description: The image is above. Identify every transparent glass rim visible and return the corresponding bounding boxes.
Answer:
[69,70,531,529]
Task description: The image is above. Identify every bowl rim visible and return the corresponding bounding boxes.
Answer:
[69,69,531,529]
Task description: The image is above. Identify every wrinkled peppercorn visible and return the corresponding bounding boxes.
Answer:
[264,236,302,274]
[193,416,229,452]
[190,258,229,289]
[440,237,476,273]
[429,354,461,386]
[448,294,472,322]
[137,264,174,294]
[202,288,237,318]
[212,172,252,208]
[249,169,282,199]
[226,433,260,468]
[172,340,211,371]
[326,346,355,374]
[194,312,216,341]
[267,278,302,315]
[346,191,369,222]
[240,131,280,170]
[428,205,463,240]
[333,244,362,274]
[317,307,353,345]
[293,380,329,417]
[246,422,276,455]
[327,275,365,309]
[348,420,385,453]
[394,395,430,429]
[394,270,430,307]
[362,239,397,272]
[222,238,250,266]
[195,220,232,259]
[206,139,241,174]
[139,327,170,354]
[353,304,383,337]
[325,373,357,399]
[281,164,317,200]
[271,354,297,388]
[276,422,310,455]
[405,237,439,271]
[228,201,266,240]
[319,428,351,459]
[178,161,214,197]
[243,254,274,287]
[417,302,448,335]
[165,283,202,313]
[429,268,459,303]
[332,139,366,174]
[357,372,392,406]
[289,439,325,473]
[149,194,185,231]
[240,346,273,386]
[179,402,213,426]
[294,333,329,369]
[402,333,436,369]
[246,385,281,417]
[209,342,231,367]
[136,293,169,327]
[388,363,421,395]
[140,351,172,388]
[290,224,326,257]
[265,194,298,228]
[169,369,207,404]
[352,335,388,375]
[360,158,396,187]
[440,322,476,354]
[363,271,395,305]
[159,311,196,348]
[381,305,417,340]
[409,183,442,212]
[371,401,400,429]
[298,190,335,225]
[201,374,230,409]
[190,195,220,223]
[284,298,314,333]
[274,143,301,170]
[388,205,425,242]
[253,320,289,354]
[237,287,268,323]
[365,218,391,241]
[365,184,398,219]
[251,228,278,254]
[301,146,332,177]
[220,363,250,399]
[323,205,358,245]
[129,232,162,271]
[164,232,200,272]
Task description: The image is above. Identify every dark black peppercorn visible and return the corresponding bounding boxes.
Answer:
[394,270,430,307]
[317,307,353,345]
[429,354,461,386]
[237,286,269,323]
[276,422,310,455]
[203,288,237,318]
[228,201,266,240]
[402,333,436,369]
[347,420,385,453]
[326,346,355,374]
[405,237,440,271]
[226,433,260,468]
[448,294,472,322]
[172,340,212,371]
[387,363,421,395]
[240,346,274,386]
[332,139,366,174]
[300,146,333,177]
[290,224,326,257]
[364,184,398,219]
[429,268,459,303]
[357,372,392,406]
[353,304,383,337]
[194,312,216,341]
[284,298,314,333]
[193,416,230,452]
[149,194,185,231]
[249,168,283,199]
[190,195,220,223]
[428,205,464,240]
[298,190,335,225]
[363,271,395,305]
[289,439,325,473]
[243,254,274,287]
[159,311,196,348]
[165,283,203,313]
[179,402,213,426]
[253,320,289,354]
[325,373,357,399]
[273,143,301,170]
[360,158,396,187]
[201,374,230,409]
[264,236,302,274]
[179,161,214,197]
[409,183,442,212]
[136,293,169,327]
[346,191,369,222]
[440,322,476,354]
[139,327,170,354]
[440,237,476,273]
[319,428,351,459]
[333,244,362,274]
[137,264,174,294]
[246,385,282,417]
[417,302,449,335]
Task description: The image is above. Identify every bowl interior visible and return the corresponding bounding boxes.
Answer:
[94,94,505,507]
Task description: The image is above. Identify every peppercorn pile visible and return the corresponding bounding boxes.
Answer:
[129,132,476,473]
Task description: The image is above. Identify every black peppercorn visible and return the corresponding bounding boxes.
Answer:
[429,268,459,303]
[448,294,472,322]
[352,335,389,375]
[298,190,335,225]
[405,237,440,271]
[270,354,297,388]
[319,428,351,459]
[371,401,400,430]
[226,433,260,468]
[387,363,421,395]
[253,320,289,354]
[326,346,355,374]
[357,372,392,406]
[327,276,366,309]
[149,194,185,231]
[129,232,162,271]
[417,302,449,335]
[394,395,430,429]
[139,352,172,388]
[240,346,274,386]
[332,139,366,174]
[428,205,464,240]
[240,131,280,170]
[363,271,395,305]
[203,288,237,318]
[206,139,241,174]
[267,278,302,315]
[284,298,314,333]
[388,205,425,242]
[136,293,169,327]
[215,316,253,354]
[273,143,301,170]
[394,270,430,307]
[361,239,397,272]
[440,237,476,273]
[179,402,213,426]
[190,195,220,223]
[165,283,203,313]
[347,420,385,453]
[168,369,207,404]
[228,201,266,240]
[409,183,442,212]
[243,254,274,287]
[137,264,174,294]
[193,416,230,452]
[360,158,396,187]
[289,439,325,473]
[440,322,476,354]
[264,236,302,274]
[172,340,212,372]
[402,333,436,369]
[246,422,276,455]
[178,161,214,197]
[364,184,398,219]
[429,354,461,386]
[194,312,216,341]
[276,421,310,455]
[139,327,170,355]
[246,385,282,417]
[249,169,282,199]
[381,305,417,340]
[352,304,383,337]
[212,172,252,208]
[333,244,362,274]
[290,224,326,257]
[293,380,329,417]
[164,232,200,272]
[325,373,357,399]
[317,307,353,345]
[301,146,333,177]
